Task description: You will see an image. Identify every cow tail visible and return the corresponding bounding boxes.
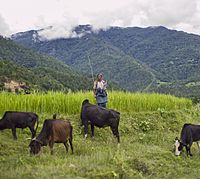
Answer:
[70,125,73,141]
[69,124,73,154]
[115,117,119,128]
[116,115,120,143]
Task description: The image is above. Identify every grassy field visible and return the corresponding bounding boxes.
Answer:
[0,91,199,178]
[0,91,192,114]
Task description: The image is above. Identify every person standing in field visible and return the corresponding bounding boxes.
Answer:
[93,73,108,108]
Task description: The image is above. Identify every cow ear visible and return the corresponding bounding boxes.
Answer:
[82,99,89,105]
[175,137,179,141]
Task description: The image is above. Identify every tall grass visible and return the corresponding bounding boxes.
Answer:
[109,91,192,112]
[0,91,198,178]
[0,91,192,116]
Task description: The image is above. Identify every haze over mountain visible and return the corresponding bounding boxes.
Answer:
[11,25,200,97]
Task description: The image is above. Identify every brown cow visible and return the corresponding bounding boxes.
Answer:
[29,119,73,155]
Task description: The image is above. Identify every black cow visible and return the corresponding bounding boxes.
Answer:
[175,123,200,156]
[0,111,38,140]
[81,99,120,143]
[29,119,73,155]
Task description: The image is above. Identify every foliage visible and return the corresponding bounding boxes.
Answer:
[0,91,199,178]
[11,26,200,97]
[97,26,200,97]
[11,29,154,92]
[0,36,93,91]
[0,91,192,115]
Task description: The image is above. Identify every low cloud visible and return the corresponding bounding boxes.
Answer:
[38,24,78,40]
[86,0,200,34]
[1,0,200,39]
[34,0,200,39]
[0,14,11,36]
[36,14,89,40]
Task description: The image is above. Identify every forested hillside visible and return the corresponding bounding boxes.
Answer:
[97,26,200,82]
[11,25,200,97]
[11,29,153,91]
[0,36,92,91]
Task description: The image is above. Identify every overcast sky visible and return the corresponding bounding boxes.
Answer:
[0,0,200,39]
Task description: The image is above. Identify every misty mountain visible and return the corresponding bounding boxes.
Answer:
[11,25,200,97]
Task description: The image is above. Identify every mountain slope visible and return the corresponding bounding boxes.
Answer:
[97,26,200,82]
[45,35,154,91]
[11,25,200,96]
[0,36,92,91]
[11,28,155,91]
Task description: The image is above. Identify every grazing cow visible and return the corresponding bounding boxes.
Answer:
[29,119,73,155]
[0,111,38,140]
[175,123,200,156]
[81,99,120,143]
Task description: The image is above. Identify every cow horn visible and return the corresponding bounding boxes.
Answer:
[26,137,32,140]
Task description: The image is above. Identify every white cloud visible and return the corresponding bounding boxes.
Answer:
[87,0,200,32]
[37,16,80,40]
[142,0,198,28]
[0,0,200,39]
[0,13,11,36]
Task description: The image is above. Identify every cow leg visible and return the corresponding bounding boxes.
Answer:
[110,127,120,143]
[111,128,117,143]
[185,146,188,155]
[28,126,36,139]
[186,145,192,156]
[83,121,88,139]
[11,127,17,140]
[63,142,69,154]
[69,138,74,154]
[196,142,200,152]
[91,124,94,137]
[185,145,189,156]
[115,128,120,143]
[49,141,54,155]
[188,147,193,156]
[188,141,193,156]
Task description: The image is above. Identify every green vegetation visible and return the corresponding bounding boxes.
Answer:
[0,91,192,115]
[11,25,200,97]
[0,91,199,178]
[0,36,92,91]
[98,26,200,97]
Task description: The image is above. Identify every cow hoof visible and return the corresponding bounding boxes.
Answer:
[84,134,88,139]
